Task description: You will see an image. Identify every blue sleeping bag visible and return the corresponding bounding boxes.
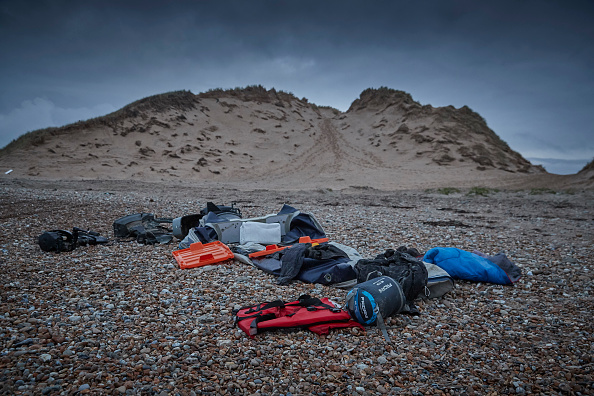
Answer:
[423,247,512,285]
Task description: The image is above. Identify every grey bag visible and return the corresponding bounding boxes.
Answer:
[420,262,454,299]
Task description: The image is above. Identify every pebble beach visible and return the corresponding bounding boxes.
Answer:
[1,180,592,395]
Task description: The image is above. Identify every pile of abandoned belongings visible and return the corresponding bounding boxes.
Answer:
[234,294,364,338]
[177,203,363,288]
[423,247,521,284]
[178,204,326,248]
[38,228,108,252]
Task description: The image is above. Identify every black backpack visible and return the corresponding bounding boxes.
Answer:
[355,249,428,315]
[38,230,77,252]
[112,213,173,245]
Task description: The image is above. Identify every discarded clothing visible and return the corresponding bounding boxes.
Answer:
[230,242,268,265]
[423,247,519,285]
[234,295,364,338]
[277,243,311,285]
[280,205,326,243]
[252,242,357,287]
[278,243,351,285]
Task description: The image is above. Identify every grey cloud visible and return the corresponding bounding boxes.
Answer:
[0,98,116,145]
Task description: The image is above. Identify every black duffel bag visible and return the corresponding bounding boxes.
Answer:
[38,228,108,252]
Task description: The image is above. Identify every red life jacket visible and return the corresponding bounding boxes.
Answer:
[234,295,364,338]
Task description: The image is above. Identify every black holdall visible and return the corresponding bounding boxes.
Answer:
[38,228,109,253]
[355,248,428,315]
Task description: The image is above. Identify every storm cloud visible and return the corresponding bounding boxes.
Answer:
[1,0,592,173]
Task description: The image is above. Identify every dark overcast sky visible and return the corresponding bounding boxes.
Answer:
[1,0,593,174]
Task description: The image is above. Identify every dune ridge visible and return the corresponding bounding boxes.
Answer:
[1,86,591,190]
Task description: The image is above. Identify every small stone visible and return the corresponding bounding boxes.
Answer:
[68,315,81,323]
[52,335,65,343]
[15,338,34,346]
[197,314,214,323]
[79,384,90,391]
[42,385,62,395]
[40,354,52,362]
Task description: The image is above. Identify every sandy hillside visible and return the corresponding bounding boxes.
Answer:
[0,86,591,191]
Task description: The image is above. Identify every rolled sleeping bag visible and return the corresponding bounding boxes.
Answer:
[345,275,405,326]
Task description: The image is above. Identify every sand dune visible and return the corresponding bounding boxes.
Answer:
[1,86,591,190]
